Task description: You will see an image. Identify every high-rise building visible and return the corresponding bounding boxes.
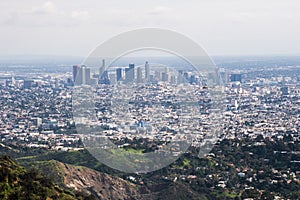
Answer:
[76,65,91,85]
[99,59,105,77]
[230,73,242,83]
[99,70,110,85]
[219,68,227,85]
[78,66,85,85]
[189,75,197,84]
[161,67,169,82]
[116,68,123,81]
[66,78,73,86]
[145,61,150,81]
[178,70,184,84]
[73,65,80,83]
[184,72,189,81]
[99,60,110,84]
[125,64,135,83]
[85,67,91,84]
[137,67,143,83]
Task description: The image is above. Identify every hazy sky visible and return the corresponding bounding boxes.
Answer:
[1,0,300,57]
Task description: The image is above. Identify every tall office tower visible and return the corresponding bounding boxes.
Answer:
[161,67,169,82]
[137,67,143,83]
[99,59,110,84]
[116,68,123,81]
[178,70,184,84]
[189,75,197,84]
[77,65,87,85]
[99,59,105,76]
[125,67,130,83]
[78,66,84,85]
[145,61,150,81]
[125,63,135,83]
[230,73,242,83]
[219,68,227,85]
[99,70,110,85]
[67,78,73,86]
[184,72,189,81]
[73,65,80,83]
[85,67,91,84]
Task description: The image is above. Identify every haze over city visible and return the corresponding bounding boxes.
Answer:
[0,0,300,57]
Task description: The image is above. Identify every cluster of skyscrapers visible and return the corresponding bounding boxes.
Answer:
[73,60,203,86]
[72,60,243,86]
[73,61,157,85]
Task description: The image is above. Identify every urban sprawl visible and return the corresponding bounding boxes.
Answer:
[0,61,299,155]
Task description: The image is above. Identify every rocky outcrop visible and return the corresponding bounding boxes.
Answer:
[40,160,142,200]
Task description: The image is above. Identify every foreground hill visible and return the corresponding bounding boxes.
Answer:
[0,155,94,200]
[32,160,142,200]
[2,135,299,199]
[33,159,209,200]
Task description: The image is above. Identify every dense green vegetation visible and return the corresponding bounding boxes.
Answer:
[2,134,300,199]
[0,155,95,200]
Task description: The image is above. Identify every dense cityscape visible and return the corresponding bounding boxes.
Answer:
[0,58,300,198]
[1,60,300,151]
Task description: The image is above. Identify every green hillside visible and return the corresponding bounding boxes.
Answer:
[0,155,94,200]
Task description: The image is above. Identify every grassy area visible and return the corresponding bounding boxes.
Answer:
[15,155,37,160]
[124,147,145,154]
[212,191,240,199]
[182,158,191,168]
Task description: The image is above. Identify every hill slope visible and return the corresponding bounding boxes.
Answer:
[0,155,94,200]
[34,160,142,200]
